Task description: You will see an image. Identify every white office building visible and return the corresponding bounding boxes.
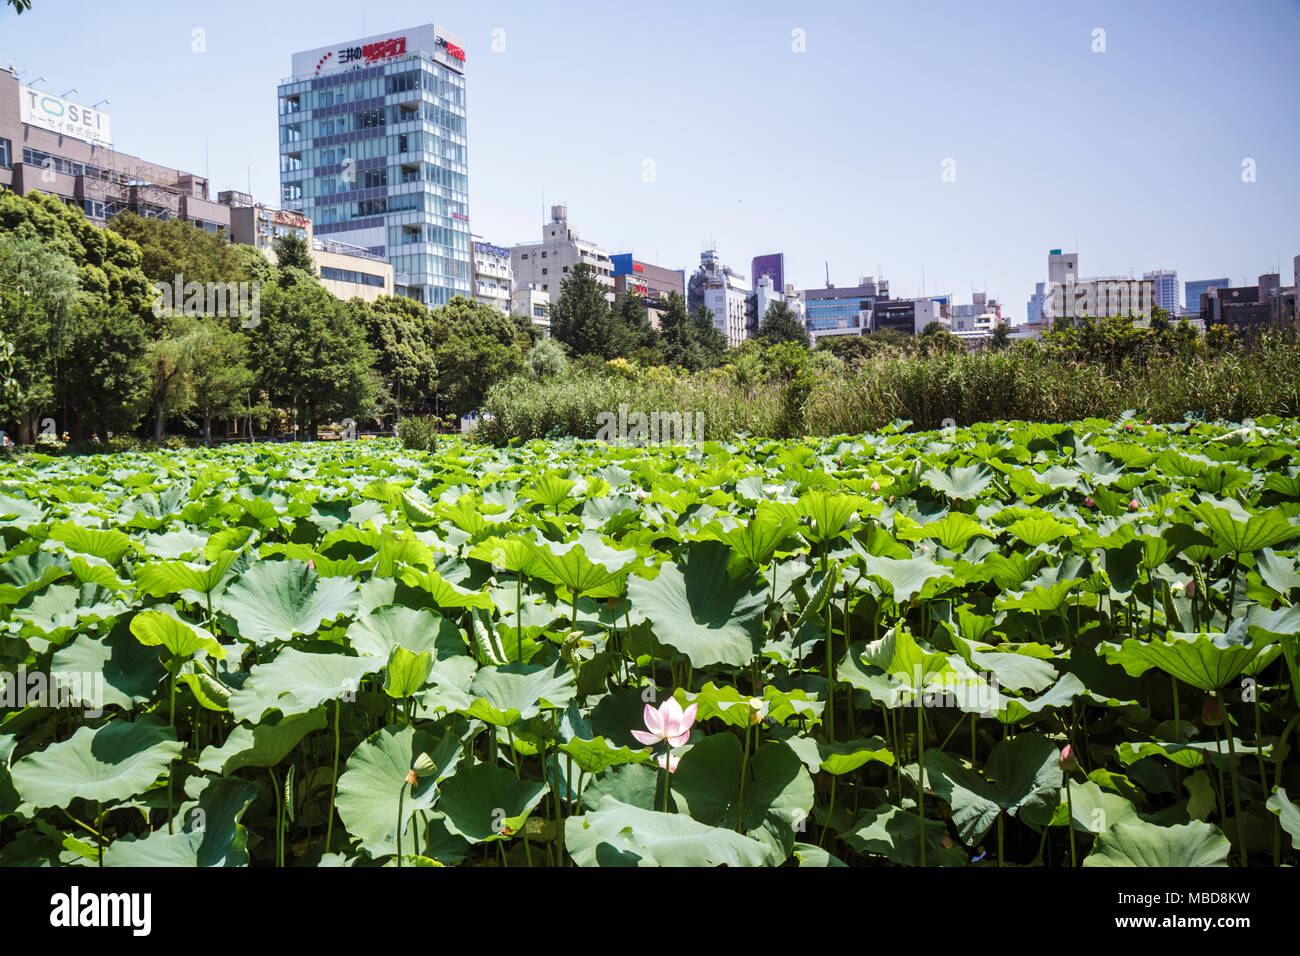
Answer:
[689,249,749,347]
[472,239,512,313]
[510,205,614,305]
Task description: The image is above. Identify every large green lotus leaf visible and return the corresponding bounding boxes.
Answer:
[11,716,181,807]
[384,645,433,699]
[1189,500,1297,554]
[565,796,770,866]
[838,804,967,867]
[792,842,849,866]
[860,553,952,604]
[921,734,1060,844]
[1032,779,1140,833]
[134,553,238,597]
[994,578,1079,614]
[963,643,1059,693]
[220,559,360,645]
[528,531,637,597]
[227,648,378,722]
[920,465,994,500]
[11,583,131,646]
[700,502,799,568]
[914,512,993,552]
[47,522,135,564]
[671,735,813,846]
[141,528,208,560]
[628,541,767,669]
[50,619,166,710]
[467,536,538,574]
[798,490,864,543]
[465,662,577,727]
[335,725,461,858]
[1266,787,1300,849]
[130,608,226,660]
[1101,632,1275,691]
[197,709,326,773]
[861,628,956,695]
[558,735,653,774]
[103,776,259,867]
[437,762,547,844]
[1082,819,1230,867]
[581,762,661,811]
[393,567,494,610]
[0,551,69,606]
[1004,516,1079,547]
[416,656,479,717]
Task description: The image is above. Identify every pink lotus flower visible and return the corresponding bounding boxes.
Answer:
[1059,744,1078,771]
[656,752,681,773]
[1185,580,1196,599]
[1084,497,1095,508]
[870,480,880,492]
[1129,499,1139,511]
[1125,423,1134,432]
[632,697,697,748]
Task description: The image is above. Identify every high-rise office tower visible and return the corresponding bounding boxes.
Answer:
[278,24,471,306]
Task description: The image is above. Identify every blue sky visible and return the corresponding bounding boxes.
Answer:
[4,0,1298,319]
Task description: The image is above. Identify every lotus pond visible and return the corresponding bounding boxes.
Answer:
[1,416,1299,867]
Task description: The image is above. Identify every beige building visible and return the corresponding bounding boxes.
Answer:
[511,205,614,305]
[512,284,551,336]
[224,194,393,302]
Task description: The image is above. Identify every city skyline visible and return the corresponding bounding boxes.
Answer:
[2,0,1298,319]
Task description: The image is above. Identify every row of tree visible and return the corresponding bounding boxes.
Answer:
[0,191,536,444]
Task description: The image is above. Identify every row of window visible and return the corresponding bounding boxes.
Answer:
[320,266,386,288]
[281,102,467,143]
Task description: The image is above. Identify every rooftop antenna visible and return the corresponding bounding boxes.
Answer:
[825,261,830,287]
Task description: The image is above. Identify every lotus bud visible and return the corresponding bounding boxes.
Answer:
[1059,744,1077,771]
[941,832,956,849]
[1185,580,1196,599]
[1084,496,1095,508]
[1125,423,1134,432]
[870,480,880,492]
[1202,694,1224,726]
[1129,499,1140,511]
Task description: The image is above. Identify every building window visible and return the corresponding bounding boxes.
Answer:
[0,138,10,169]
[541,268,548,275]
[562,266,569,273]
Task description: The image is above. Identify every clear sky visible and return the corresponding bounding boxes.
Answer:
[3,0,1298,319]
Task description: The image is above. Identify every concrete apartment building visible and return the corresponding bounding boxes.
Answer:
[0,69,230,230]
[279,24,472,307]
[1037,249,1155,323]
[611,253,685,328]
[511,205,614,305]
[222,190,394,301]
[471,239,512,313]
[512,284,550,336]
[1200,271,1297,334]
[1,69,389,304]
[688,249,749,347]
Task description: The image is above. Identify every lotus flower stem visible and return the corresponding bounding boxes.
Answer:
[818,775,836,847]
[1211,721,1228,825]
[396,778,407,867]
[737,724,751,832]
[917,702,926,867]
[517,573,524,662]
[997,814,1004,867]
[1222,712,1248,865]
[1253,696,1266,789]
[326,698,340,852]
[1064,773,1077,867]
[824,597,835,742]
[506,726,520,779]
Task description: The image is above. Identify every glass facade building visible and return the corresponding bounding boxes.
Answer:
[278,24,470,307]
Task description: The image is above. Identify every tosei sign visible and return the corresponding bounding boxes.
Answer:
[20,86,111,146]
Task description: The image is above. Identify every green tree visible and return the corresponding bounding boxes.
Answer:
[549,264,617,358]
[756,300,811,349]
[60,304,151,439]
[0,235,82,440]
[428,296,527,416]
[249,271,378,439]
[272,234,316,275]
[355,295,439,422]
[691,305,728,369]
[989,323,1011,351]
[189,319,254,444]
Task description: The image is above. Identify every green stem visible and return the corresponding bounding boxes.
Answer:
[1065,773,1077,867]
[737,724,751,832]
[326,698,340,853]
[917,703,926,868]
[397,781,407,867]
[1222,709,1248,866]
